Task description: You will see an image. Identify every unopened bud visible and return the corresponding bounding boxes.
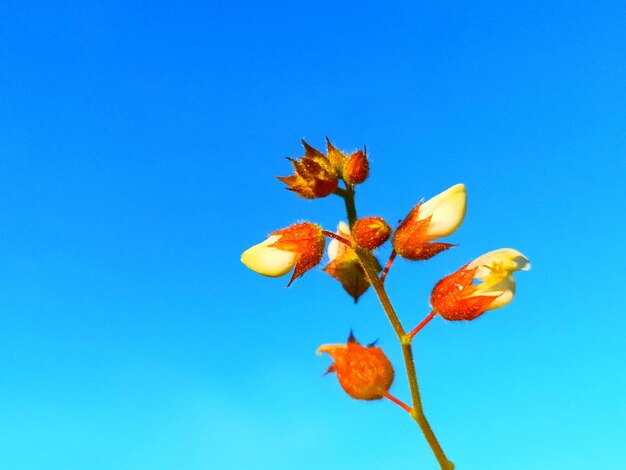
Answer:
[317,332,394,400]
[343,150,369,185]
[242,222,325,287]
[352,216,391,250]
[392,184,466,260]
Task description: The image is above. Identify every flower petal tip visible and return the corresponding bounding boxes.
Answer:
[316,344,344,355]
[241,236,298,277]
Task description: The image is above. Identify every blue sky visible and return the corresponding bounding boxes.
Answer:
[1,1,625,469]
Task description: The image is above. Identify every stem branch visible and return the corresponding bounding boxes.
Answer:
[322,230,352,247]
[408,310,437,339]
[380,249,397,283]
[381,391,412,413]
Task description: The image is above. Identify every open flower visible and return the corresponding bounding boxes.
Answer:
[276,140,338,198]
[392,184,467,260]
[431,248,530,321]
[317,331,394,400]
[241,222,325,286]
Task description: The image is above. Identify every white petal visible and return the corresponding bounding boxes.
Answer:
[327,239,339,261]
[418,183,467,239]
[241,235,298,277]
[472,274,516,310]
[337,221,350,234]
[469,248,531,280]
[328,221,350,261]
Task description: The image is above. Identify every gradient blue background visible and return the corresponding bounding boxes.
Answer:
[1,1,625,469]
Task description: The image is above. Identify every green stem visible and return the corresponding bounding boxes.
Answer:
[339,189,454,470]
[334,185,357,228]
[356,248,405,338]
[357,249,453,469]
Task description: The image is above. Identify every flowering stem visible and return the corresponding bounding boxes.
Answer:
[322,230,352,247]
[380,250,397,283]
[357,250,454,469]
[381,390,412,413]
[360,249,454,469]
[408,310,437,339]
[337,189,454,470]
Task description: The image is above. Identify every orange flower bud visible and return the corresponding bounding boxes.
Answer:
[317,332,394,400]
[343,149,369,185]
[277,140,338,199]
[241,222,325,286]
[392,184,466,260]
[352,216,391,250]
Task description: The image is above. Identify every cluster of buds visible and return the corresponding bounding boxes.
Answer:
[241,138,531,444]
[276,139,370,199]
[241,180,471,295]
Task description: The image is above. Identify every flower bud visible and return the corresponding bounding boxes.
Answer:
[352,216,391,250]
[241,222,325,286]
[343,149,369,185]
[392,184,466,260]
[317,332,394,400]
